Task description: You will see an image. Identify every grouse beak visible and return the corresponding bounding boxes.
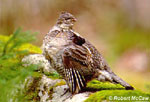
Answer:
[72,18,77,22]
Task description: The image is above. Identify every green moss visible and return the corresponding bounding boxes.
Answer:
[24,77,41,102]
[32,72,43,78]
[87,80,124,90]
[85,90,150,102]
[0,34,10,42]
[54,80,66,87]
[46,72,61,79]
[48,86,54,100]
[86,80,150,102]
[19,43,42,54]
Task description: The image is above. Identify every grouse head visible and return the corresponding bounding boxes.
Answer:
[56,12,77,29]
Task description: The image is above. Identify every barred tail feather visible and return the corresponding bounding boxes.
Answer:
[65,68,86,94]
[98,70,134,90]
[111,72,134,90]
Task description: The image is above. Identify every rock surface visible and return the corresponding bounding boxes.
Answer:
[22,54,56,73]
[25,75,90,102]
[23,54,91,102]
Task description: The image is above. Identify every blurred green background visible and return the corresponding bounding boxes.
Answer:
[0,0,150,92]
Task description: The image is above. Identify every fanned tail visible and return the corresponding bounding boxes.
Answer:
[98,70,134,90]
[111,72,134,90]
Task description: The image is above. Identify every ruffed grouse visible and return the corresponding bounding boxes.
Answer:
[42,12,134,94]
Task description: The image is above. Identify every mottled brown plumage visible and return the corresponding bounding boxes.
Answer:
[42,12,134,94]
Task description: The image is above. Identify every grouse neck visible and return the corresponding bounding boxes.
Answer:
[56,24,72,31]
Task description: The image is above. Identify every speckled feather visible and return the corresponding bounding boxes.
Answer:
[42,12,134,94]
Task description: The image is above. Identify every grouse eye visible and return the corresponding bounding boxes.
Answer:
[65,18,70,20]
